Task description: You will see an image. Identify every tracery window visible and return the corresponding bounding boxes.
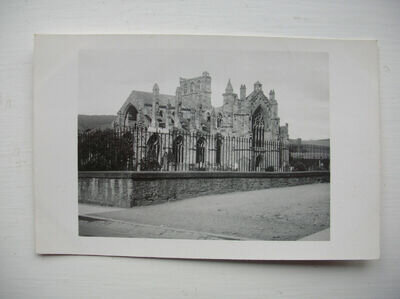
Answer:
[196,137,206,164]
[147,134,161,162]
[217,113,223,128]
[215,136,222,165]
[124,105,138,127]
[252,106,265,147]
[145,115,151,126]
[173,135,184,163]
[255,154,263,168]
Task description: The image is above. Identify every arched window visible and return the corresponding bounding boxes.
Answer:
[183,83,188,94]
[252,106,265,147]
[190,82,195,93]
[206,112,211,122]
[124,105,138,127]
[215,136,222,165]
[255,154,263,168]
[147,134,161,163]
[144,115,151,126]
[196,137,206,164]
[217,113,223,128]
[173,135,184,164]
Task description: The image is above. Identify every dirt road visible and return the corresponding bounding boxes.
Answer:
[79,183,330,240]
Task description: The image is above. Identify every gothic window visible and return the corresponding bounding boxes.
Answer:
[215,136,222,165]
[124,105,138,127]
[252,106,265,147]
[173,135,184,163]
[255,154,263,168]
[147,134,161,163]
[145,115,151,125]
[207,112,211,122]
[190,82,195,93]
[183,83,188,94]
[196,137,206,164]
[217,113,223,128]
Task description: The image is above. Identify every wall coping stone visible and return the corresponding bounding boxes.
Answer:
[78,171,330,180]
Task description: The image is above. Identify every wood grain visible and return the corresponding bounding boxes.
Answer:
[1,0,399,297]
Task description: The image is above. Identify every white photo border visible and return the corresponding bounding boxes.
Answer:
[34,35,380,260]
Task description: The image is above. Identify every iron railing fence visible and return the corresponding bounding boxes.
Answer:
[288,143,330,171]
[78,127,330,172]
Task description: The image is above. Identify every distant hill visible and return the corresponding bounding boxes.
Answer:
[289,138,330,147]
[78,115,115,131]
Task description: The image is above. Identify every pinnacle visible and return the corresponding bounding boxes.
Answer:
[225,79,233,93]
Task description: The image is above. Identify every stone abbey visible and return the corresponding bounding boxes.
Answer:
[111,72,291,171]
[114,71,289,143]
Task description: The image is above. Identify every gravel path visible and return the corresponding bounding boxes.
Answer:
[79,183,330,240]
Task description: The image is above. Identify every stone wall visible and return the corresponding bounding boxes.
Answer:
[78,171,330,208]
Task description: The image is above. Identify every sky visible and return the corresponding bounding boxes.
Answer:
[79,49,329,140]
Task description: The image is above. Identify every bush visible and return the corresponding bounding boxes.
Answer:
[265,166,274,172]
[140,156,161,171]
[78,129,135,171]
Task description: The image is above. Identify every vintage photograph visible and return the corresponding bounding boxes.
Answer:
[77,47,330,241]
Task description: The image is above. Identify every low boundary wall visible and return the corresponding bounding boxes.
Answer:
[78,171,330,208]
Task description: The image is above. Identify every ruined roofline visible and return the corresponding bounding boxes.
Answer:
[179,73,210,82]
[179,75,206,82]
[126,90,176,104]
[128,89,175,98]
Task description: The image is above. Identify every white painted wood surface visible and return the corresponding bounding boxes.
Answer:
[0,0,399,297]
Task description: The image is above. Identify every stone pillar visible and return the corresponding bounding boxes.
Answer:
[270,89,278,118]
[210,109,216,134]
[151,83,159,127]
[174,87,182,129]
[190,108,197,131]
[240,84,246,100]
[165,101,171,131]
[282,139,290,171]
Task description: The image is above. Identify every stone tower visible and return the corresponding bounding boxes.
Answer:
[269,89,278,118]
[254,81,262,92]
[179,71,212,110]
[223,79,237,114]
[240,84,246,100]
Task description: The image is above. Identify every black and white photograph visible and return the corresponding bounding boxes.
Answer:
[77,45,330,241]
